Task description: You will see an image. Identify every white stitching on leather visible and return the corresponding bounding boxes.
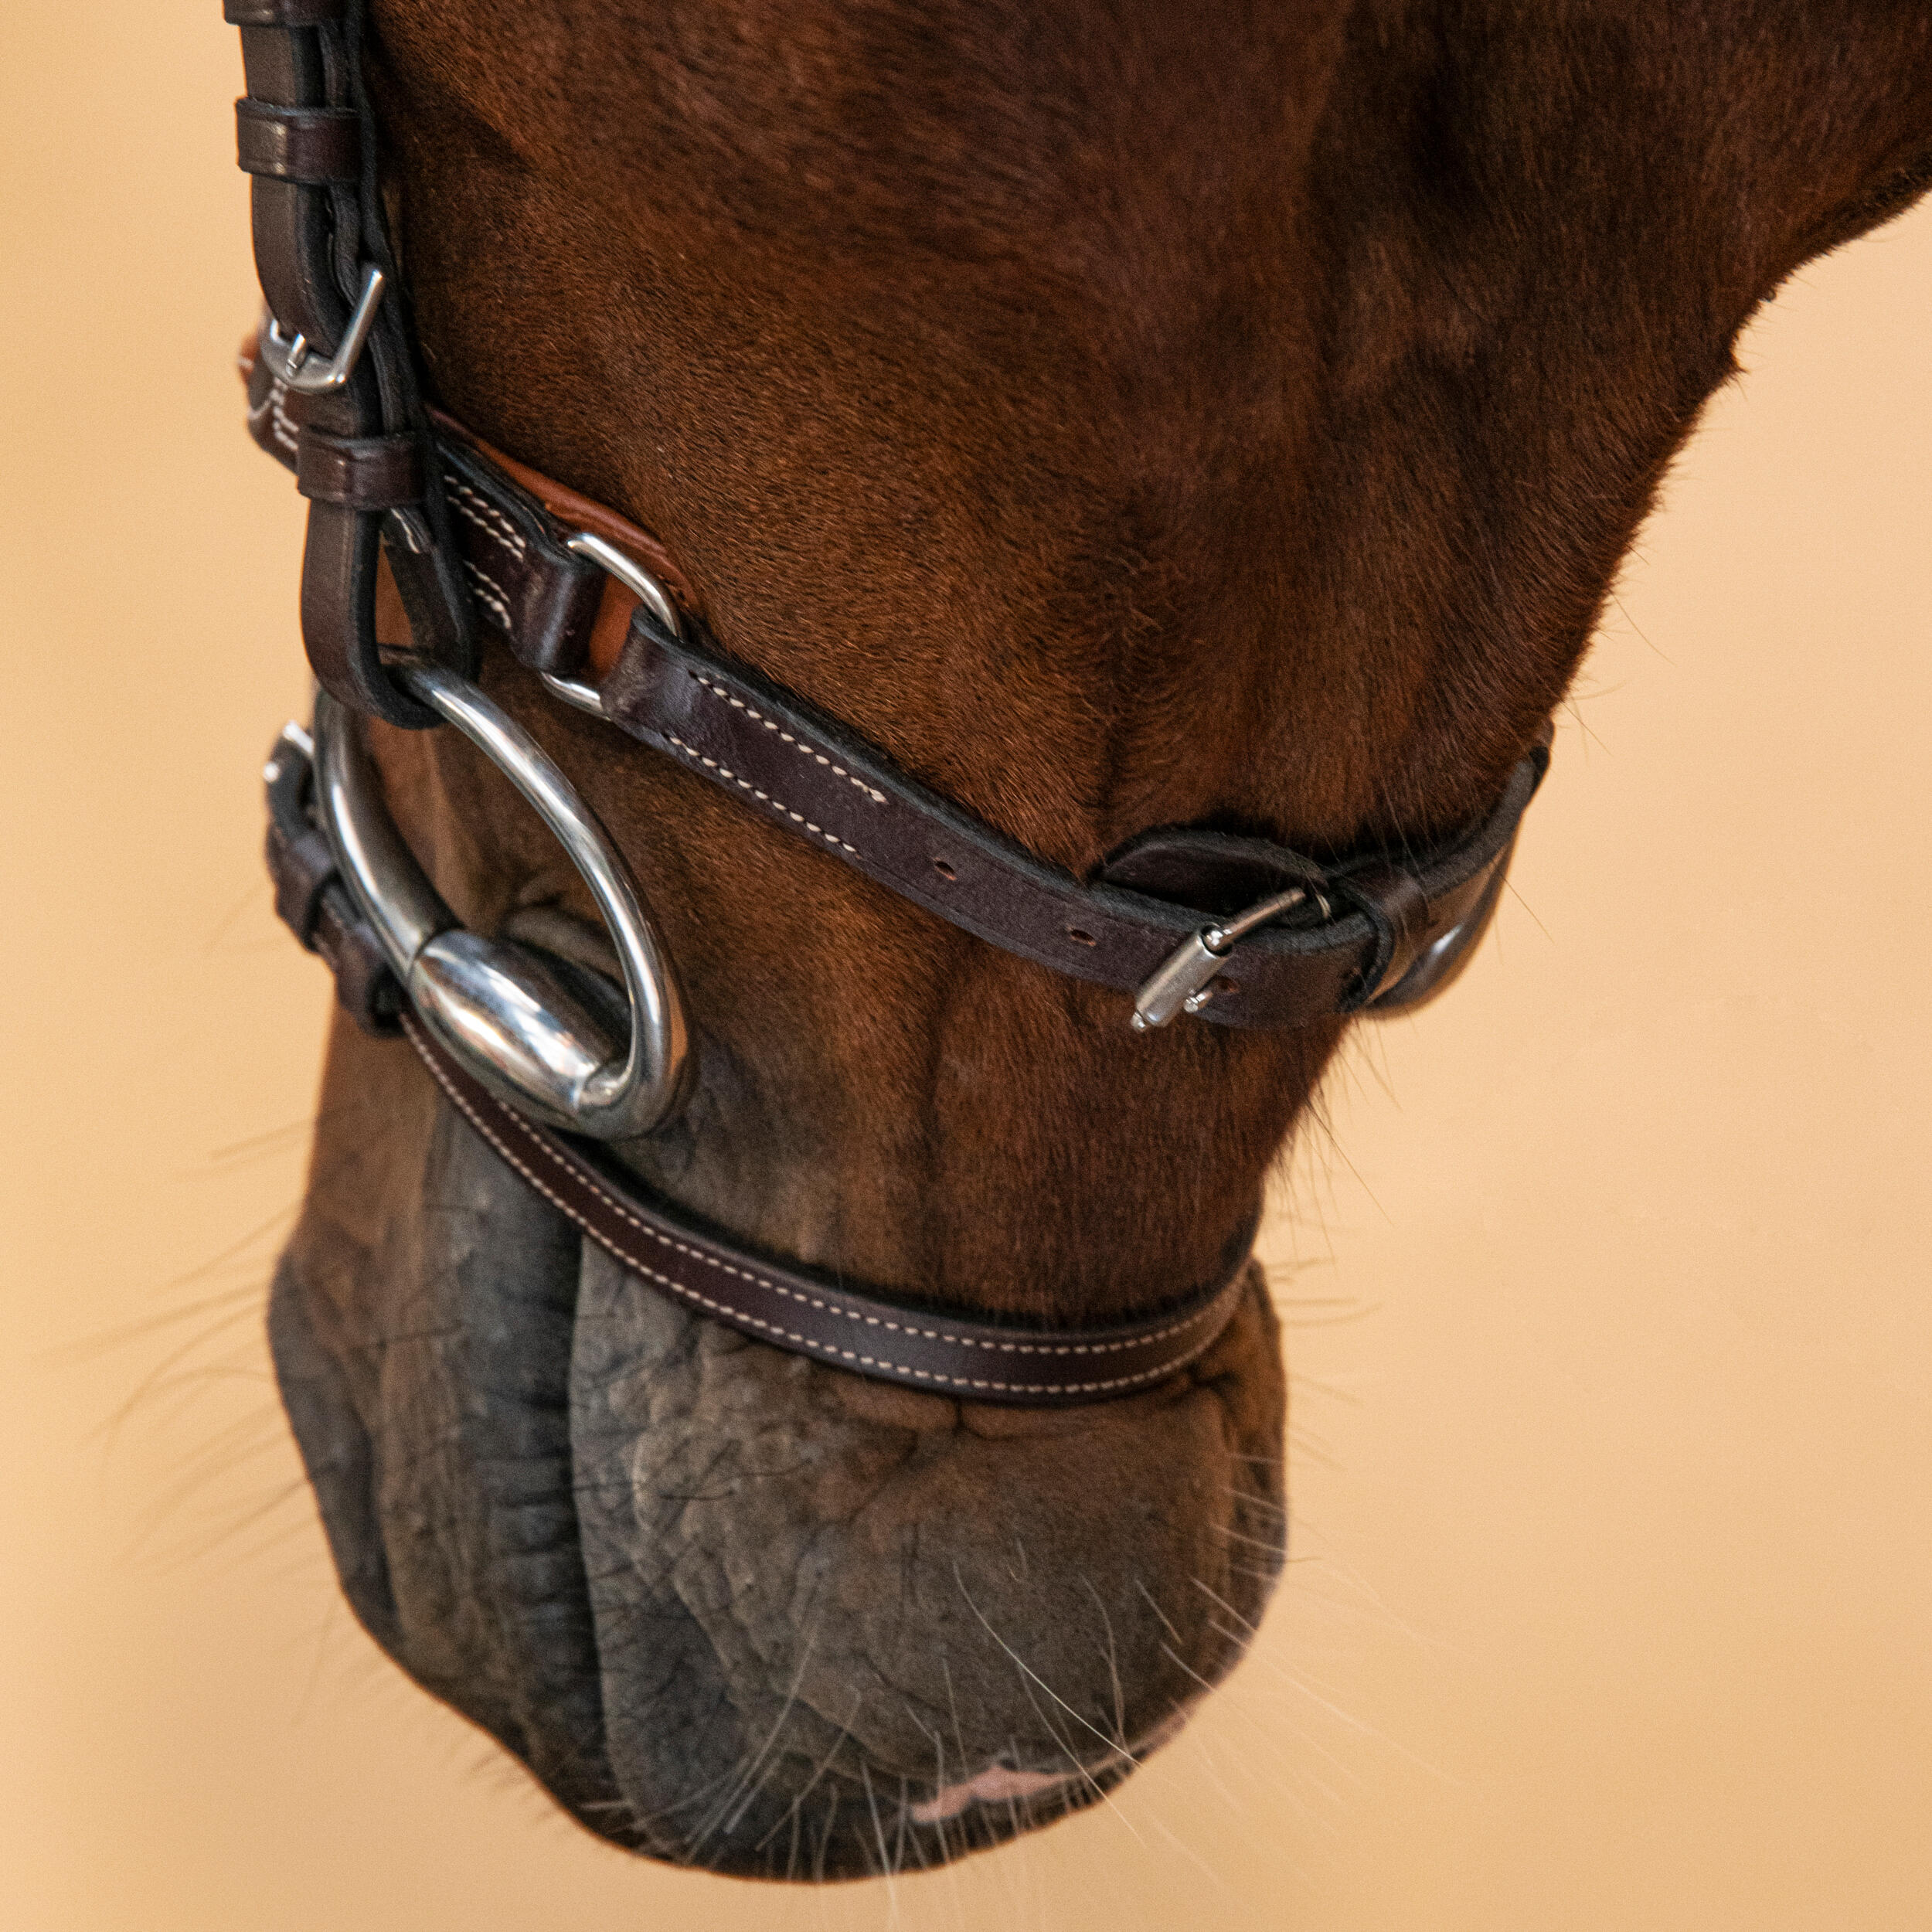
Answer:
[683,671,887,805]
[252,377,299,457]
[447,478,527,560]
[665,736,859,855]
[461,559,515,633]
[406,1028,1236,1395]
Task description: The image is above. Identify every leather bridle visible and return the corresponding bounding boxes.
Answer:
[232,0,1550,1406]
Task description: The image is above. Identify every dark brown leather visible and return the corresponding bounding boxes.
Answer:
[234,100,361,183]
[1099,827,1330,914]
[402,1011,1254,1406]
[600,617,1549,1029]
[430,434,609,676]
[236,30,348,354]
[433,411,702,662]
[1364,834,1515,1010]
[233,0,474,730]
[1333,863,1434,1005]
[264,729,400,1034]
[237,0,1544,1411]
[296,429,423,509]
[244,347,655,682]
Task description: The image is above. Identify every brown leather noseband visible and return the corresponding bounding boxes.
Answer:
[233,0,1549,1406]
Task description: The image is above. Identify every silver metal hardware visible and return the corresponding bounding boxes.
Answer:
[538,532,685,719]
[1130,884,1329,1032]
[539,670,612,718]
[257,265,387,396]
[263,719,314,787]
[313,662,690,1138]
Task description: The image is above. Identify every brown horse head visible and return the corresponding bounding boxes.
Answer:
[265,0,1932,1879]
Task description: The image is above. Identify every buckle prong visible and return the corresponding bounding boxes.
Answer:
[538,531,685,719]
[1130,884,1329,1032]
[258,264,387,396]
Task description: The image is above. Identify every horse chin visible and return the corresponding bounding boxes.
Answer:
[270,1085,1287,1879]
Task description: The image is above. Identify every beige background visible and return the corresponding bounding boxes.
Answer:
[4,7,1928,1929]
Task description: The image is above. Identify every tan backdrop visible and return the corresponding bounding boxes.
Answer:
[3,8,1927,1929]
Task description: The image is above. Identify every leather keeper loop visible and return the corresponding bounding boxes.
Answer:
[298,430,423,510]
[235,100,360,182]
[223,0,344,22]
[265,813,335,950]
[314,889,404,1036]
[1332,865,1432,1010]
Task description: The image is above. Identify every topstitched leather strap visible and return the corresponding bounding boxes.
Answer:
[236,2,1532,1413]
[403,1010,1256,1406]
[243,342,1549,1031]
[600,618,1547,1027]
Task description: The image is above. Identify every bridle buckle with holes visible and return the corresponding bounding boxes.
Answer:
[1130,885,1331,1032]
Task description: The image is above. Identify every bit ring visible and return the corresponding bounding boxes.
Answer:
[313,662,690,1138]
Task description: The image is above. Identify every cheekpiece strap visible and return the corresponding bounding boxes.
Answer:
[230,0,472,726]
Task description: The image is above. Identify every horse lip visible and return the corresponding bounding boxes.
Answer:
[268,1127,628,1837]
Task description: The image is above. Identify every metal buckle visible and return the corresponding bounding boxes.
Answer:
[257,264,386,396]
[1130,884,1331,1032]
[312,660,691,1138]
[539,532,685,717]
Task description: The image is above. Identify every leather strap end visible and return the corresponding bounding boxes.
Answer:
[265,813,336,947]
[300,499,444,729]
[312,889,404,1036]
[235,99,361,183]
[264,733,403,1035]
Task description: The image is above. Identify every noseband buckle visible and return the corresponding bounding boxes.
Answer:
[1130,884,1332,1032]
